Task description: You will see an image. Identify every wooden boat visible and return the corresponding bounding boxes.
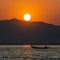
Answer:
[31,45,50,49]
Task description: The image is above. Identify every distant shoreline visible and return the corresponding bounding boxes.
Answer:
[0,45,60,48]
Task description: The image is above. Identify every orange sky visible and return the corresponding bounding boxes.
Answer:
[0,0,60,25]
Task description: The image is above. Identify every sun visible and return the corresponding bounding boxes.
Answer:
[24,14,31,21]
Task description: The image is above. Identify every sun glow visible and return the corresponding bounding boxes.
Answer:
[24,14,31,21]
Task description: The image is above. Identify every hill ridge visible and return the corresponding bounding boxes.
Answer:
[0,18,60,45]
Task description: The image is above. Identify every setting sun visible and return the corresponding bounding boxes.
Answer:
[24,14,31,21]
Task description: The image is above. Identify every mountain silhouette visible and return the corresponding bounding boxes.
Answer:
[0,18,60,45]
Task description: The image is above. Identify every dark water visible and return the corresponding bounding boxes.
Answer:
[0,45,60,60]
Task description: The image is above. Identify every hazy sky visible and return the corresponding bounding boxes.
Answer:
[0,0,60,25]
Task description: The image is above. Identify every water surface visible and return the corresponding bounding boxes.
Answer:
[0,45,60,60]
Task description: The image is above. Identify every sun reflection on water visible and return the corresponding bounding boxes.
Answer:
[22,45,31,48]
